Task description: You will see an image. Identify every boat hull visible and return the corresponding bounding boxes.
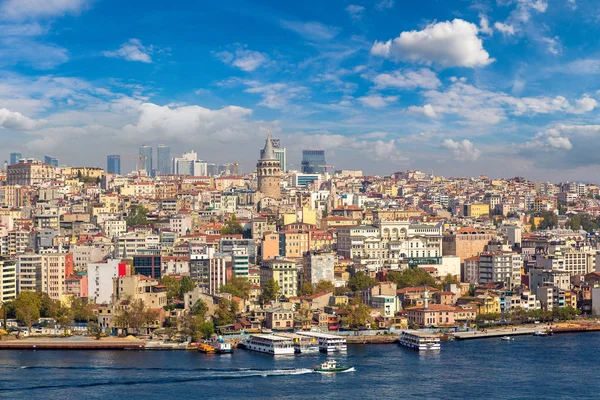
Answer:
[314,366,353,373]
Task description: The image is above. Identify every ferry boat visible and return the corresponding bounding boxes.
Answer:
[296,332,347,353]
[276,333,320,354]
[241,334,295,355]
[314,360,353,373]
[397,330,440,351]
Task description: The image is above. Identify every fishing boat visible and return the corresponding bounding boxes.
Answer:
[501,336,514,341]
[313,360,353,373]
[198,342,216,353]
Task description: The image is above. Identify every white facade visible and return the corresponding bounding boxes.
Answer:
[87,259,121,305]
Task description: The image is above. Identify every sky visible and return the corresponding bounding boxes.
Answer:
[1,0,600,181]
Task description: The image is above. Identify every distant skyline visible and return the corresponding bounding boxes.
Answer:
[1,0,600,181]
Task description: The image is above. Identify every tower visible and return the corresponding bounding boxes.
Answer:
[139,145,153,174]
[157,145,171,175]
[257,130,281,200]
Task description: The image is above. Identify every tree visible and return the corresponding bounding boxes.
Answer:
[160,276,181,301]
[341,297,372,330]
[179,276,196,298]
[475,312,500,322]
[386,268,436,289]
[221,215,243,235]
[190,299,208,320]
[440,274,459,287]
[55,304,74,331]
[348,272,377,292]
[71,297,96,322]
[315,280,335,293]
[299,281,314,296]
[38,292,59,319]
[196,321,215,341]
[14,291,41,329]
[261,279,280,302]
[114,299,155,335]
[569,214,582,231]
[219,275,251,300]
[126,204,148,227]
[87,321,102,339]
[214,298,237,326]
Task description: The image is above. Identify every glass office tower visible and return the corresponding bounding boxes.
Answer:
[157,145,171,175]
[301,150,326,174]
[9,152,22,165]
[139,145,153,174]
[107,155,121,175]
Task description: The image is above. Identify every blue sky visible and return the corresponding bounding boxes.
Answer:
[1,0,600,180]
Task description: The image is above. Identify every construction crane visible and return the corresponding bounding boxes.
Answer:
[121,154,143,174]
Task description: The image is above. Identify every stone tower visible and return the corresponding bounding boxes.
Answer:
[257,130,281,200]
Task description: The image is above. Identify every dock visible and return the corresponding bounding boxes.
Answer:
[0,338,146,350]
[453,326,551,340]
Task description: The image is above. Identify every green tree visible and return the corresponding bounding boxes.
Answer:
[475,312,501,322]
[569,214,582,231]
[214,298,237,326]
[87,321,102,339]
[160,276,181,300]
[71,297,96,322]
[348,272,377,292]
[299,281,314,296]
[219,275,251,299]
[440,273,459,287]
[341,297,372,330]
[261,279,280,302]
[221,214,243,235]
[38,292,59,319]
[315,280,335,293]
[114,299,158,335]
[126,204,148,227]
[386,268,436,289]
[196,320,215,341]
[190,299,208,320]
[55,304,74,330]
[14,291,41,328]
[179,276,196,298]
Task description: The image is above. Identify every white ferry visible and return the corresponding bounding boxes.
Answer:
[276,333,320,354]
[296,332,347,353]
[398,330,440,351]
[241,334,295,355]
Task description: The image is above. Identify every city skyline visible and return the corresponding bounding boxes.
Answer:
[1,0,600,181]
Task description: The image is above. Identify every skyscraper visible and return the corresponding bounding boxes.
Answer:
[139,145,153,174]
[157,145,171,175]
[301,150,326,174]
[107,155,121,175]
[9,153,22,165]
[44,155,59,167]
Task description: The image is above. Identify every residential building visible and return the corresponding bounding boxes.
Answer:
[0,258,17,302]
[260,258,297,297]
[305,251,335,285]
[479,252,522,289]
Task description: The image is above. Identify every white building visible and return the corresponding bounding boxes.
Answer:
[87,259,122,304]
[479,252,522,289]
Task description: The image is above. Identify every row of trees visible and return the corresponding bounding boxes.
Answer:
[159,276,196,301]
[3,292,96,330]
[476,306,581,323]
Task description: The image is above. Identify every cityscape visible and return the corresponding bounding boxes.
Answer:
[1,0,600,399]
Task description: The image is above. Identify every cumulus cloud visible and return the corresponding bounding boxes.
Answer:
[345,5,365,20]
[376,0,394,10]
[442,138,481,161]
[479,15,493,35]
[494,22,516,36]
[280,20,340,41]
[408,104,438,118]
[215,46,269,71]
[371,19,494,68]
[372,68,440,90]
[0,0,86,20]
[241,81,308,109]
[357,94,398,108]
[420,80,597,124]
[0,108,40,130]
[103,38,153,63]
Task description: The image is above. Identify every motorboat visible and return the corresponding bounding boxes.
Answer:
[501,336,514,341]
[313,360,353,373]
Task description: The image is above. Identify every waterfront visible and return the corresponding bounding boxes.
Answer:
[1,332,600,399]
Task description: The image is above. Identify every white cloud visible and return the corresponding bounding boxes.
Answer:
[103,38,153,63]
[494,22,516,36]
[408,104,438,118]
[541,36,561,55]
[372,68,440,90]
[345,5,365,20]
[0,38,68,69]
[376,0,394,10]
[442,138,481,161]
[567,0,577,10]
[0,108,40,130]
[371,19,494,68]
[546,136,572,150]
[0,0,86,21]
[239,81,308,109]
[420,80,596,125]
[357,94,398,108]
[479,15,493,35]
[280,20,340,41]
[511,0,548,23]
[215,46,269,72]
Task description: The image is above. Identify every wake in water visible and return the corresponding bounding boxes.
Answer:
[0,368,315,392]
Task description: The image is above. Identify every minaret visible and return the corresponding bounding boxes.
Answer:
[423,284,429,311]
[257,130,281,200]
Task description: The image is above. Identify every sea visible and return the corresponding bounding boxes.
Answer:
[1,332,599,400]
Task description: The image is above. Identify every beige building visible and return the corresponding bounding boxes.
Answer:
[7,160,56,186]
[260,259,297,298]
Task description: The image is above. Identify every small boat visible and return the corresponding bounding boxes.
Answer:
[212,338,233,354]
[198,343,216,353]
[501,336,514,341]
[313,360,353,373]
[533,330,548,336]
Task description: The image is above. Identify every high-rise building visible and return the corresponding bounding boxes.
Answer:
[44,155,59,167]
[274,148,286,172]
[173,151,207,176]
[157,145,171,175]
[207,163,218,177]
[139,145,153,174]
[107,155,121,175]
[301,150,326,174]
[9,153,22,165]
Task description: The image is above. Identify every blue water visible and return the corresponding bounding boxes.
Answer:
[1,332,599,399]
